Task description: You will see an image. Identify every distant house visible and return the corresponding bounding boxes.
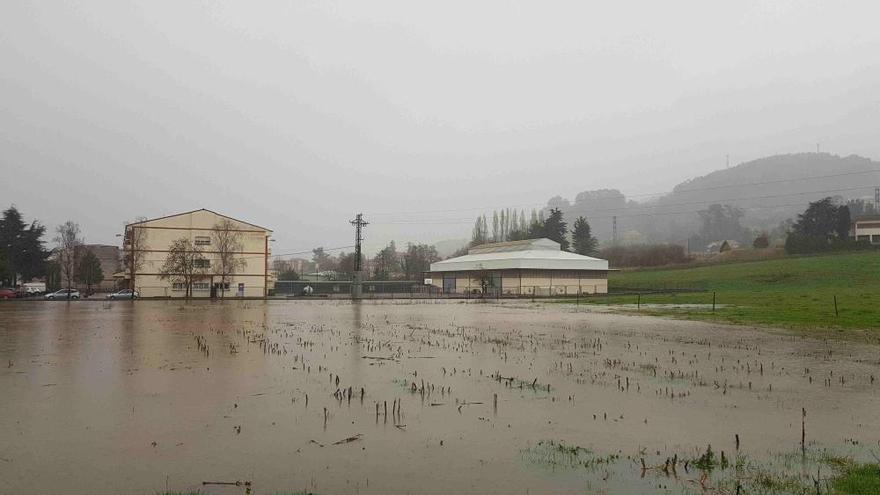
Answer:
[705,240,741,253]
[425,238,609,296]
[851,215,880,245]
[119,209,273,298]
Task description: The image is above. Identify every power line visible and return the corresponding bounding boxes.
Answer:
[372,183,877,225]
[238,244,355,261]
[372,198,859,226]
[366,168,880,218]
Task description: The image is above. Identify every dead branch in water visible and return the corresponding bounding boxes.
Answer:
[332,434,362,445]
[202,480,252,487]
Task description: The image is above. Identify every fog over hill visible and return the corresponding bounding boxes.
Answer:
[546,153,880,246]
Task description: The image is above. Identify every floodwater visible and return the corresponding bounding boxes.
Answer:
[1,300,878,494]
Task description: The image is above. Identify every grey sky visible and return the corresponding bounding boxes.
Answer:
[2,1,879,255]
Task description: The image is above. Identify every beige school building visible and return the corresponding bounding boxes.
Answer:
[120,209,272,298]
[426,238,609,296]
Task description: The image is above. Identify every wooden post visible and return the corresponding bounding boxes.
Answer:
[712,291,716,312]
[833,295,838,317]
[801,408,806,455]
[637,293,640,310]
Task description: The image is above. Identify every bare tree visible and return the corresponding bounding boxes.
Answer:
[123,217,148,295]
[158,238,207,299]
[211,219,246,298]
[54,221,82,298]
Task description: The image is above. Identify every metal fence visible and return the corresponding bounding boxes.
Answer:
[274,280,620,300]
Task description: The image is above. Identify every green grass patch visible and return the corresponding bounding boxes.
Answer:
[831,462,880,494]
[563,251,880,331]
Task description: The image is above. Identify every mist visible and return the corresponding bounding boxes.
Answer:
[3,0,879,254]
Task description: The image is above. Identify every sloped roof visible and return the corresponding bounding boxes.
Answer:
[468,238,559,254]
[430,238,608,272]
[126,209,273,232]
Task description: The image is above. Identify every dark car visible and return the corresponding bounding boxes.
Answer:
[0,288,17,299]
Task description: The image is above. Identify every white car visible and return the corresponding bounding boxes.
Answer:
[45,289,81,300]
[106,289,139,300]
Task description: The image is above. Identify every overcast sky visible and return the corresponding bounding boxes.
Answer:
[3,1,879,255]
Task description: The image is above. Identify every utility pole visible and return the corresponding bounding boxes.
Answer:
[612,215,618,245]
[350,213,368,300]
[875,187,879,210]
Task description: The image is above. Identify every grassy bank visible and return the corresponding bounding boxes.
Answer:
[567,251,880,331]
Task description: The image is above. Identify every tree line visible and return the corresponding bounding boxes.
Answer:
[274,242,441,282]
[1,206,104,294]
[469,207,598,255]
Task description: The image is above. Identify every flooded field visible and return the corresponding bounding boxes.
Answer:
[1,300,878,494]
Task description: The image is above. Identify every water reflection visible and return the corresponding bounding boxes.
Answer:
[0,300,878,495]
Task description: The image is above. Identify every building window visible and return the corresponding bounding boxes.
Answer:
[194,259,211,268]
[194,236,211,246]
[172,283,185,291]
[193,282,209,291]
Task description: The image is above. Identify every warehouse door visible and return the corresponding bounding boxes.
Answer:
[443,275,456,294]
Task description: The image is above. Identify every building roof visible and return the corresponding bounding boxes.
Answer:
[126,208,273,232]
[853,214,880,222]
[430,238,608,272]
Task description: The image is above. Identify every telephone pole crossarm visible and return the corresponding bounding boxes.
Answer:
[350,213,368,299]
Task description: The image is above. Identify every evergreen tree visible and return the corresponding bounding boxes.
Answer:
[0,249,9,284]
[543,208,569,250]
[492,211,499,242]
[372,241,399,280]
[792,197,850,239]
[401,243,440,280]
[0,206,49,286]
[76,248,104,295]
[571,216,598,255]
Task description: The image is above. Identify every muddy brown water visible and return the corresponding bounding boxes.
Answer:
[1,300,878,494]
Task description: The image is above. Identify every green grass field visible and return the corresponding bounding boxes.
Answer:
[568,251,880,331]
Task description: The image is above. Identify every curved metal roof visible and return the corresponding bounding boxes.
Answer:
[429,238,608,272]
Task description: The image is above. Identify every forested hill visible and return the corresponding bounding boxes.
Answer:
[667,153,879,209]
[550,153,880,244]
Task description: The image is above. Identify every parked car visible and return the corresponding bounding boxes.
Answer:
[45,289,80,300]
[0,288,18,299]
[106,289,138,300]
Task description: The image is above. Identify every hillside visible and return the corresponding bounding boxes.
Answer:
[552,152,880,244]
[572,251,880,331]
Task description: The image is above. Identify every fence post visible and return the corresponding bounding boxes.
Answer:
[637,293,640,310]
[834,295,838,317]
[712,291,716,312]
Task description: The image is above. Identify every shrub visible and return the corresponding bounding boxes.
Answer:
[752,233,770,249]
[784,234,874,255]
[599,244,691,268]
